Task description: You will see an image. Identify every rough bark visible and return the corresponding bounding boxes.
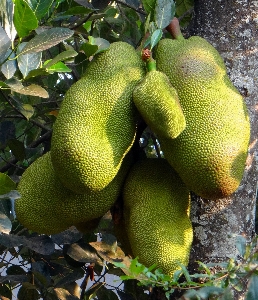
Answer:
[187,0,258,272]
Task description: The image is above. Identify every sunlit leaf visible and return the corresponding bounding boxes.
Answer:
[17,42,42,78]
[1,50,17,79]
[46,61,72,73]
[0,173,16,195]
[17,28,74,55]
[13,0,38,38]
[0,25,11,62]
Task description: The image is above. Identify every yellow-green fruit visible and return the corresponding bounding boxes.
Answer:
[133,70,186,139]
[155,37,250,199]
[60,151,133,224]
[16,151,132,235]
[51,42,145,193]
[16,152,71,234]
[123,158,193,277]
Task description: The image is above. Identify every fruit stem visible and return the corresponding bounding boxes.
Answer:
[141,48,156,72]
[166,17,184,40]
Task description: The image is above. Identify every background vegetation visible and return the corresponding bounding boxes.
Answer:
[0,0,257,299]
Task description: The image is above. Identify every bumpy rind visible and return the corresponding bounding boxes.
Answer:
[51,41,145,193]
[155,37,250,200]
[16,151,132,235]
[133,70,186,139]
[123,158,193,277]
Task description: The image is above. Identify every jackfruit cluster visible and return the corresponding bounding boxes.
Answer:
[15,20,250,278]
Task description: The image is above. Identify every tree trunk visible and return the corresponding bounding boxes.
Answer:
[188,0,258,273]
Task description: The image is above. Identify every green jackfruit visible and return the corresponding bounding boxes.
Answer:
[16,151,132,235]
[51,42,145,193]
[155,22,250,199]
[133,60,185,139]
[16,152,71,234]
[123,158,193,276]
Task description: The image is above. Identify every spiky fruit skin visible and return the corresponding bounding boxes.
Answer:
[123,158,193,277]
[16,152,71,234]
[133,70,185,139]
[51,42,145,193]
[155,37,250,199]
[15,152,132,235]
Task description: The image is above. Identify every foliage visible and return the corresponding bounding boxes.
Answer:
[0,0,253,299]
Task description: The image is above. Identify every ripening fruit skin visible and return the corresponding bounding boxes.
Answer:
[123,158,193,277]
[133,70,186,139]
[16,152,71,234]
[155,37,250,199]
[51,42,145,193]
[15,151,132,235]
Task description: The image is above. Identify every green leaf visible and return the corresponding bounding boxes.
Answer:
[80,43,98,57]
[7,139,26,160]
[26,0,55,19]
[6,265,26,275]
[46,61,72,73]
[64,6,93,15]
[66,242,102,264]
[235,235,246,257]
[17,27,74,56]
[155,0,175,29]
[1,50,17,79]
[43,49,78,68]
[246,275,258,300]
[5,78,49,98]
[17,42,42,78]
[25,68,50,79]
[13,0,38,38]
[0,213,12,234]
[88,36,110,54]
[142,0,156,15]
[18,103,35,119]
[0,25,11,62]
[0,173,16,195]
[150,28,162,49]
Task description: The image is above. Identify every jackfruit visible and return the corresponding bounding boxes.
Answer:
[16,152,71,234]
[123,158,193,276]
[133,55,185,139]
[15,151,132,235]
[155,19,250,199]
[51,41,145,193]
